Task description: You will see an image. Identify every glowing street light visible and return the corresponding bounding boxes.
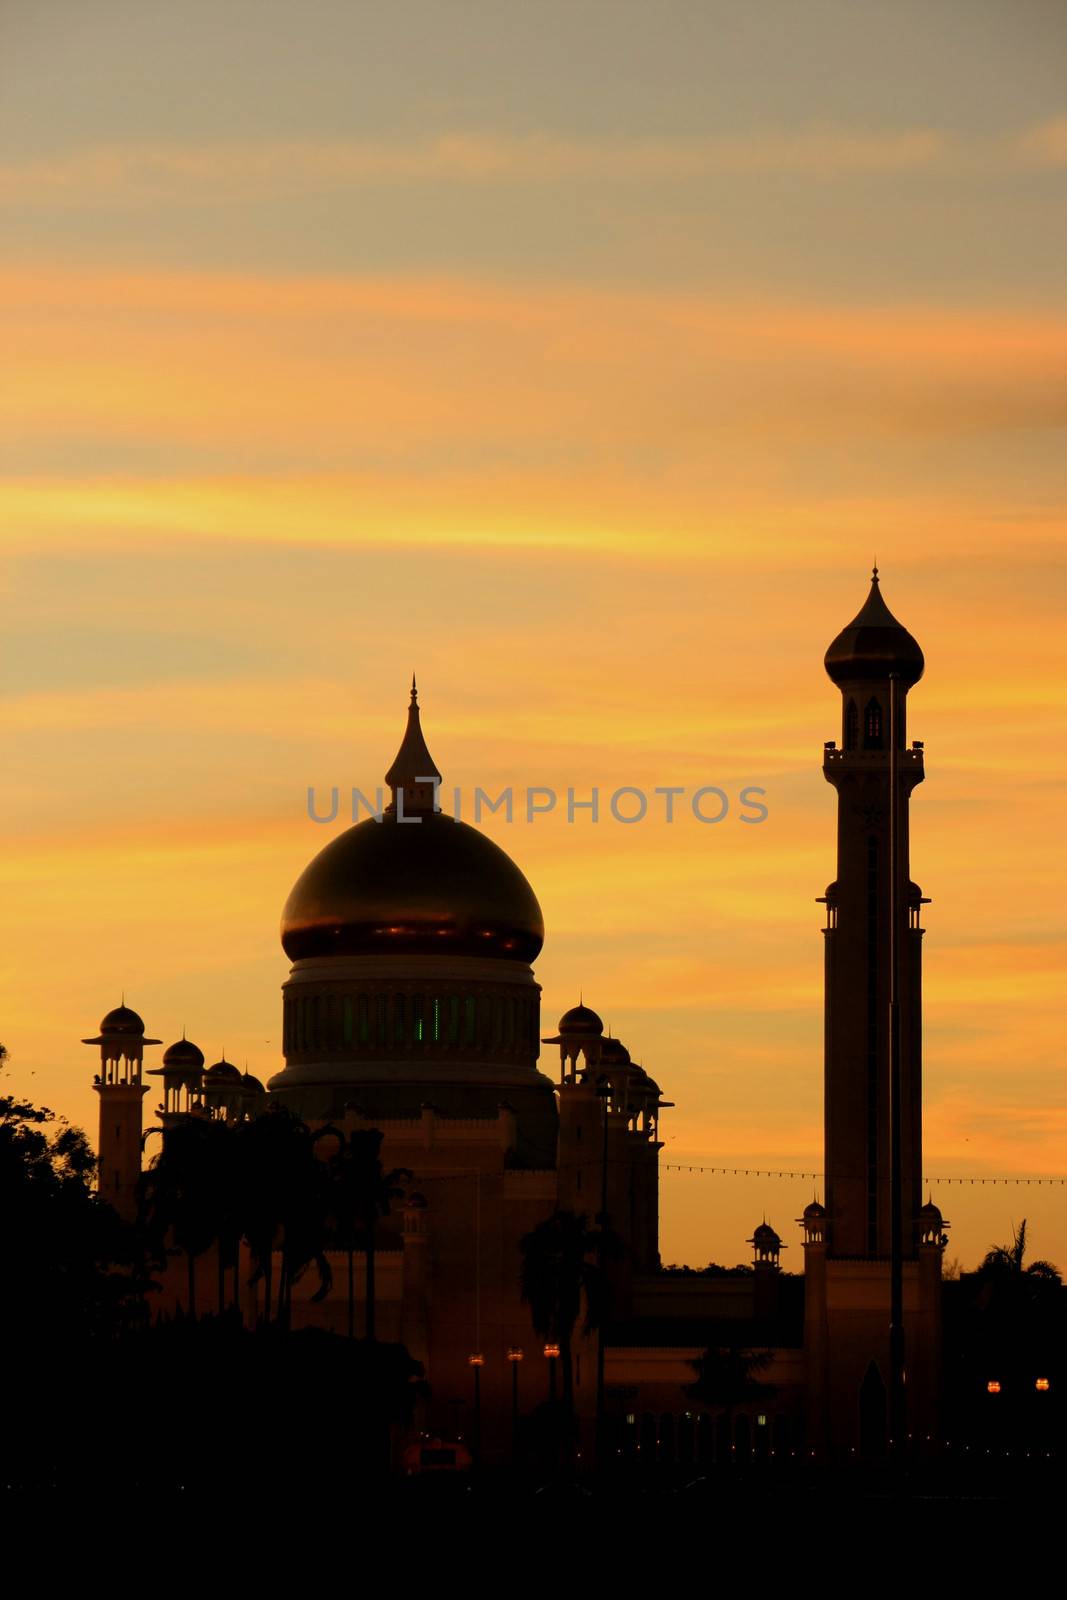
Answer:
[468,1354,484,1465]
[507,1347,524,1450]
[544,1342,560,1406]
[986,1380,1001,1395]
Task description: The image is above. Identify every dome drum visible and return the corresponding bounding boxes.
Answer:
[280,966,541,1071]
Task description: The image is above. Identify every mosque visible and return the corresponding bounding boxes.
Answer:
[83,571,947,1464]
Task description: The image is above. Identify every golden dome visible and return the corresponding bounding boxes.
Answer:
[281,684,544,964]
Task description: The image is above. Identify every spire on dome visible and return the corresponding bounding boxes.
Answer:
[385,677,442,815]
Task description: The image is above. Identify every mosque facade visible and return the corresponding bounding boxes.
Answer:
[83,572,946,1464]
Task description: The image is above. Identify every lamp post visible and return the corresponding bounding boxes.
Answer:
[595,1074,610,1469]
[544,1341,561,1474]
[507,1346,524,1457]
[544,1342,560,1404]
[468,1353,484,1465]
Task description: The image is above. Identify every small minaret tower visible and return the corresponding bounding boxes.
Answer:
[147,1034,206,1125]
[82,1002,160,1220]
[748,1221,784,1321]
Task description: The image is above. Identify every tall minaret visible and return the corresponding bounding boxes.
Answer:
[821,569,927,1260]
[82,1003,160,1220]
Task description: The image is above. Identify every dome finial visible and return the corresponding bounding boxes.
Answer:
[872,558,879,584]
[385,677,442,814]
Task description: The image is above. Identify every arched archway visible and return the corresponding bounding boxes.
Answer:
[859,1360,887,1458]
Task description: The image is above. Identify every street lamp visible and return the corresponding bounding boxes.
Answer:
[1035,1378,1050,1392]
[544,1342,560,1405]
[594,1074,611,1469]
[469,1353,485,1464]
[507,1346,524,1454]
[986,1380,1001,1394]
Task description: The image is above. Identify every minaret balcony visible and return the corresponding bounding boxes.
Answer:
[823,742,924,771]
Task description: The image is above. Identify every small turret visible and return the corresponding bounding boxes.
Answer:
[83,1001,159,1219]
[148,1034,205,1120]
[748,1221,783,1269]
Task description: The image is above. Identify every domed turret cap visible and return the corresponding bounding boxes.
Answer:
[99,1004,146,1034]
[204,1055,242,1084]
[82,1001,161,1047]
[825,568,924,688]
[543,1002,605,1045]
[154,1036,205,1075]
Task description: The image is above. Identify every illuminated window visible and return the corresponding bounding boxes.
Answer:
[431,996,441,1042]
[845,698,859,750]
[863,697,883,749]
[413,995,424,1044]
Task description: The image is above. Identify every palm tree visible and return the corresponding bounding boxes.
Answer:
[685,1345,776,1459]
[317,1126,409,1340]
[138,1117,222,1319]
[972,1218,1061,1376]
[236,1105,332,1327]
[979,1219,1061,1290]
[520,1209,611,1470]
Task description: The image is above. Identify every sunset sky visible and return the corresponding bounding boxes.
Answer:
[2,0,1065,1270]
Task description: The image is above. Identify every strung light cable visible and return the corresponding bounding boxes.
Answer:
[661,1164,1065,1185]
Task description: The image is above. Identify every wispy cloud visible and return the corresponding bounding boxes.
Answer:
[4,266,1066,500]
[0,128,954,206]
[2,116,1065,210]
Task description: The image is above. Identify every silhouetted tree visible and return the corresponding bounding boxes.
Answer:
[979,1219,1061,1295]
[139,1115,227,1318]
[520,1209,612,1469]
[236,1104,332,1326]
[1,1055,154,1344]
[318,1126,409,1340]
[685,1346,776,1456]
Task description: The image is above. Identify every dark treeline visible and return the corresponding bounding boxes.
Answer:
[0,1054,424,1492]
